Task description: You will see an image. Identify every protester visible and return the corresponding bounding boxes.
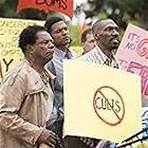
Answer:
[62,18,120,148]
[45,17,96,148]
[0,25,57,148]
[78,18,120,147]
[78,19,120,68]
[81,28,96,55]
[44,16,76,140]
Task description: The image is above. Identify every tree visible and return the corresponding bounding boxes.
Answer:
[85,0,148,30]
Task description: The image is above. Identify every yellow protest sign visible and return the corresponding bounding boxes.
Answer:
[0,18,44,77]
[63,60,141,143]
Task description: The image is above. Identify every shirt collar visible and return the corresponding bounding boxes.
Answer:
[46,68,56,80]
[96,45,116,63]
[54,47,74,59]
[24,58,56,80]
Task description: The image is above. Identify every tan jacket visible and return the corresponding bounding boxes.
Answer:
[0,59,55,148]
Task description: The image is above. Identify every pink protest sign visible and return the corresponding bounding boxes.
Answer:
[116,24,148,99]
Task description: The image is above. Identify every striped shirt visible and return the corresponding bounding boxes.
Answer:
[45,48,76,119]
[77,45,119,69]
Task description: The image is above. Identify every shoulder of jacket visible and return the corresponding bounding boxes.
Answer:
[2,62,28,86]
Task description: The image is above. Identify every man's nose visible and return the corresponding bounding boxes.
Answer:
[62,29,68,35]
[48,42,54,50]
[112,29,119,37]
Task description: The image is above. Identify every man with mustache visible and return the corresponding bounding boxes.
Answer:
[59,18,120,148]
[0,25,57,148]
[79,19,120,69]
[77,19,120,148]
[93,18,120,65]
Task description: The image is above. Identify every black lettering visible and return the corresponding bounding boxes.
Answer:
[127,33,139,43]
[60,0,67,9]
[95,96,106,110]
[95,96,122,112]
[125,42,136,50]
[46,0,53,6]
[36,0,45,5]
[107,99,114,110]
[114,100,121,113]
[3,58,14,72]
[0,61,3,78]
[102,98,106,110]
[37,0,67,9]
[95,97,102,109]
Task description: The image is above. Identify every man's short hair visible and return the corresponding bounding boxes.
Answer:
[19,25,45,54]
[81,28,92,43]
[44,17,64,33]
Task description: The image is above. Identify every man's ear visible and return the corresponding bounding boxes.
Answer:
[81,42,84,47]
[94,33,100,40]
[26,44,34,54]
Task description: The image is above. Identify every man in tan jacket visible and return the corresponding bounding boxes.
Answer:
[0,25,57,148]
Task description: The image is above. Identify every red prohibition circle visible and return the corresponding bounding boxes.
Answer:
[93,86,125,126]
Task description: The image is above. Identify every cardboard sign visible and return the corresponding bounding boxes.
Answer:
[17,0,74,18]
[0,18,44,77]
[116,24,148,99]
[63,60,141,143]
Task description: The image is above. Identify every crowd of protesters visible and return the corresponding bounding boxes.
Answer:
[0,15,147,148]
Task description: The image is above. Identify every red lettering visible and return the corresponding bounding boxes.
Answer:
[136,39,148,59]
[142,78,148,96]
[127,61,148,97]
[140,66,148,96]
[127,61,141,74]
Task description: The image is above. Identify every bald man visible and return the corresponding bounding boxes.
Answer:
[76,19,120,147]
[78,19,120,68]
